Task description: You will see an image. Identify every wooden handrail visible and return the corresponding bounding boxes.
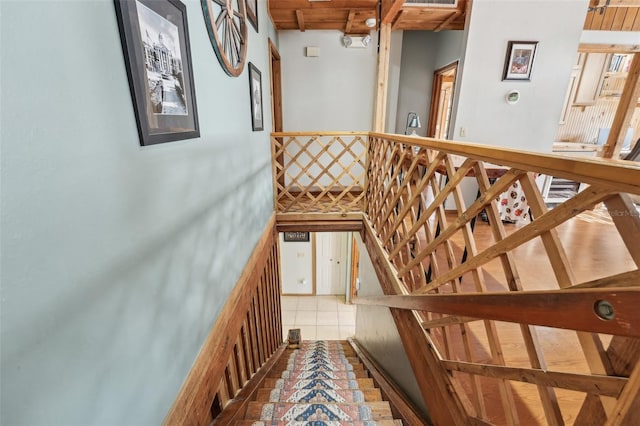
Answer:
[354,289,640,337]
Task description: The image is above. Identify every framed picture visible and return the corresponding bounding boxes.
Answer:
[246,0,258,32]
[114,0,199,146]
[248,62,264,131]
[502,41,538,81]
[284,232,310,242]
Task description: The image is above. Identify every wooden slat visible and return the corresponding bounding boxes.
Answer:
[354,289,640,337]
[579,43,640,53]
[422,315,479,329]
[442,360,628,397]
[434,11,460,32]
[295,9,305,31]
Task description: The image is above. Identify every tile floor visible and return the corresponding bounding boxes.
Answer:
[281,295,356,341]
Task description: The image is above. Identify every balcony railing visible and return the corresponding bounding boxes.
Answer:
[271,131,640,425]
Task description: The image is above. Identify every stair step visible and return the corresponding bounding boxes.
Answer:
[235,420,403,425]
[270,369,368,380]
[236,420,404,425]
[263,378,376,390]
[256,387,382,403]
[276,361,365,372]
[245,401,394,421]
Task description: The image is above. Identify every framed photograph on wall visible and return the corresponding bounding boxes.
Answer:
[502,41,538,81]
[246,0,258,32]
[248,62,264,131]
[114,0,199,146]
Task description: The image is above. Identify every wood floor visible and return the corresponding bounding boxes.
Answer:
[423,207,636,425]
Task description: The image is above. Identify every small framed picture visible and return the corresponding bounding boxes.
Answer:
[502,41,538,81]
[114,0,200,145]
[248,62,264,131]
[246,0,258,32]
[283,232,310,242]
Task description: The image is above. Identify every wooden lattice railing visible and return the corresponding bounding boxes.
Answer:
[270,131,640,425]
[271,132,368,223]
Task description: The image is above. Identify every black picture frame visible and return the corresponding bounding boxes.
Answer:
[248,62,264,131]
[246,0,258,32]
[114,0,199,146]
[283,232,310,242]
[502,40,538,81]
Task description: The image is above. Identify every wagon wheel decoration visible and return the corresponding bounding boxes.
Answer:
[201,0,248,77]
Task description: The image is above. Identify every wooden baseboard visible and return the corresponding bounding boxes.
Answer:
[163,214,278,425]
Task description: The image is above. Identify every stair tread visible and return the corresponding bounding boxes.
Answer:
[256,387,382,403]
[245,401,394,421]
[263,378,376,389]
[235,420,403,425]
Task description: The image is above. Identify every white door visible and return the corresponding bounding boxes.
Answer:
[316,232,348,295]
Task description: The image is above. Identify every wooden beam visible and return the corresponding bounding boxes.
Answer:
[345,9,355,33]
[569,269,640,288]
[606,358,640,424]
[602,53,640,158]
[354,289,640,337]
[442,360,628,398]
[605,194,640,265]
[373,23,391,132]
[382,0,404,24]
[295,9,305,31]
[434,12,460,32]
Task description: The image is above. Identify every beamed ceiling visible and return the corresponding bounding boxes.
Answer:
[268,0,640,34]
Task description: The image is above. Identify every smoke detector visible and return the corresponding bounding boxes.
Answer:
[365,18,376,28]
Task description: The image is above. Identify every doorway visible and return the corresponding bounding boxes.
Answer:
[427,61,458,139]
[269,39,283,133]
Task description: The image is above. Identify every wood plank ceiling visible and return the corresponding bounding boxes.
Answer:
[268,0,640,34]
[268,0,467,35]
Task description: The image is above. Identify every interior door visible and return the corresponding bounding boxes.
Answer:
[427,61,458,139]
[316,232,348,295]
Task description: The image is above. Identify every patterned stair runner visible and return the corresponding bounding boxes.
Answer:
[243,340,403,426]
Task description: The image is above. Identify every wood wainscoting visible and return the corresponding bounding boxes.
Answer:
[163,214,283,426]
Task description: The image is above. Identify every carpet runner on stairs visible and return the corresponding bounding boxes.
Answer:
[242,340,403,425]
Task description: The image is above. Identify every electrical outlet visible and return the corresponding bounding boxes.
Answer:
[460,127,466,137]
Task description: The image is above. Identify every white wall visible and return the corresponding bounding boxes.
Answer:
[452,0,589,152]
[394,31,465,136]
[280,234,314,294]
[386,31,405,133]
[279,30,378,131]
[354,234,430,418]
[0,0,277,424]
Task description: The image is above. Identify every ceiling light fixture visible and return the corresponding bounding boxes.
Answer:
[365,17,376,28]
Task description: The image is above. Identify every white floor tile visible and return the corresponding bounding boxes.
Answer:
[281,310,296,324]
[339,325,356,339]
[317,297,339,312]
[316,311,340,326]
[316,325,341,340]
[295,310,317,325]
[338,311,356,326]
[337,303,356,313]
[298,325,317,340]
[281,296,298,310]
[297,297,318,311]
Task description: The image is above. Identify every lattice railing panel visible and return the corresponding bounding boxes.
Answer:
[271,132,368,214]
[365,133,640,425]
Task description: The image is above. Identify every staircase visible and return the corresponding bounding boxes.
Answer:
[237,340,403,425]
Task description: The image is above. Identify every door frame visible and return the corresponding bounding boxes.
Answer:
[269,39,283,133]
[427,61,458,138]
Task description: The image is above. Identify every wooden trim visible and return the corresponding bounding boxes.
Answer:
[269,39,283,134]
[212,343,288,424]
[422,315,479,329]
[442,360,627,397]
[353,289,640,337]
[346,337,430,425]
[295,9,305,31]
[579,43,640,53]
[602,53,639,159]
[163,214,279,425]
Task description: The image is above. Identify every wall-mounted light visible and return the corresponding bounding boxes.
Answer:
[365,17,376,28]
[405,112,422,135]
[341,35,371,48]
[505,90,520,105]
